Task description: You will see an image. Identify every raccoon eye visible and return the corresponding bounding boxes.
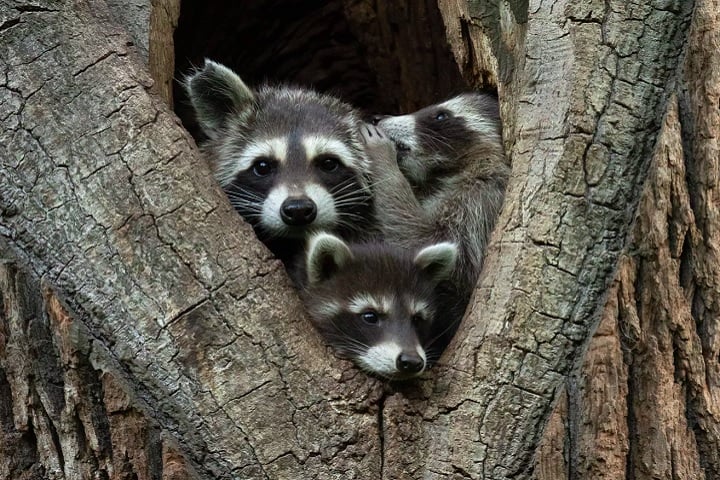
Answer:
[316,155,340,172]
[411,313,424,325]
[252,158,274,177]
[434,111,449,121]
[361,311,379,325]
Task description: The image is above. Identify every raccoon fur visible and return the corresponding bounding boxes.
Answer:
[364,93,510,310]
[301,232,458,380]
[184,60,375,266]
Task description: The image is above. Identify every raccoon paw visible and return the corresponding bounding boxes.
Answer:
[359,123,397,166]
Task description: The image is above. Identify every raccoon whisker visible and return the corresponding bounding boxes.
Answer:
[229,207,264,216]
[328,176,359,192]
[331,190,369,204]
[332,198,371,208]
[330,182,363,197]
[334,208,371,219]
[312,313,371,349]
[424,352,444,366]
[332,183,369,195]
[332,178,373,197]
[364,176,396,188]
[333,192,364,205]
[328,341,370,356]
[335,187,372,198]
[323,320,372,351]
[417,130,457,152]
[226,197,265,208]
[336,213,372,224]
[424,316,464,351]
[423,343,448,358]
[321,331,370,353]
[227,197,263,205]
[225,189,261,199]
[329,178,360,195]
[224,182,260,193]
[425,346,451,367]
[226,192,265,202]
[323,318,370,344]
[417,130,454,147]
[231,212,263,220]
[228,201,263,212]
[338,208,372,217]
[363,176,398,193]
[225,189,265,202]
[225,183,261,193]
[335,192,370,203]
[319,323,367,343]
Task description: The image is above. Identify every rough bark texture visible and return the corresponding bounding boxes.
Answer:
[106,0,151,59]
[0,260,196,479]
[1,1,717,479]
[530,0,720,478]
[379,1,696,478]
[108,0,179,105]
[0,2,382,478]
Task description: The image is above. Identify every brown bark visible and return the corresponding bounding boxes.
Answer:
[1,1,717,480]
[148,0,180,106]
[532,1,720,478]
[0,260,196,479]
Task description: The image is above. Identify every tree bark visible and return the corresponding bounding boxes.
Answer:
[530,1,720,478]
[0,259,196,479]
[1,1,717,480]
[389,1,698,478]
[1,2,382,478]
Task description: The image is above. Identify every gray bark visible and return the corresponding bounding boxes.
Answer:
[378,1,694,477]
[1,2,381,478]
[531,1,720,477]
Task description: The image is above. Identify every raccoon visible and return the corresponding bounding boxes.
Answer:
[301,232,458,380]
[364,93,510,309]
[184,60,375,266]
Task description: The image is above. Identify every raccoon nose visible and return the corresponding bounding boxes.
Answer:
[370,115,388,125]
[280,198,317,225]
[396,353,425,374]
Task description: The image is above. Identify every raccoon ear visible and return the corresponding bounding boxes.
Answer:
[414,242,458,283]
[184,59,255,139]
[306,233,354,284]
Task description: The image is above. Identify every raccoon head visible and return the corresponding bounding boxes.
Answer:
[375,93,503,189]
[184,60,373,241]
[302,233,458,380]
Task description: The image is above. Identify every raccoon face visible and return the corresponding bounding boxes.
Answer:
[302,233,458,380]
[222,134,371,240]
[376,93,501,188]
[185,60,372,241]
[330,293,432,379]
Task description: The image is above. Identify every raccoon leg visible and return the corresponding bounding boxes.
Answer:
[359,124,437,248]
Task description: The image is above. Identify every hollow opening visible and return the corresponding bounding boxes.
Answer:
[173,0,470,135]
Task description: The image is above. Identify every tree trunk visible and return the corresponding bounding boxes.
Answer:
[1,1,717,480]
[529,1,720,477]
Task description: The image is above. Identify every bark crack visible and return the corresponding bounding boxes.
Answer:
[72,51,116,77]
[0,17,20,33]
